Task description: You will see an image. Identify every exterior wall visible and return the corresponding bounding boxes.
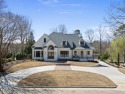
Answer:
[57,48,72,59]
[85,49,93,58]
[32,47,94,61]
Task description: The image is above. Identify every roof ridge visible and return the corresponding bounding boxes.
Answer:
[65,33,76,35]
[50,32,77,35]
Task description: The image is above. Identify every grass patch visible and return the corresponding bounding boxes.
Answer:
[118,68,125,74]
[105,60,125,74]
[6,61,98,73]
[6,60,55,73]
[18,70,116,87]
[69,61,98,67]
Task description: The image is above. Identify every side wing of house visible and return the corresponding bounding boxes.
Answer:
[32,34,50,60]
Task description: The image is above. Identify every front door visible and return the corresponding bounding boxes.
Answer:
[48,52,54,59]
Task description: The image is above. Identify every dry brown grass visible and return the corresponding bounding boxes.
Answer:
[6,60,98,73]
[18,70,116,87]
[119,67,125,74]
[69,61,98,67]
[7,60,55,73]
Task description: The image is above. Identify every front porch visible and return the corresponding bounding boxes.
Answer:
[72,49,94,61]
[72,56,94,61]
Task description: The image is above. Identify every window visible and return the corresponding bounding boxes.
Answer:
[62,41,67,46]
[74,51,77,56]
[60,51,69,57]
[48,45,54,50]
[87,51,90,55]
[80,41,84,46]
[44,38,46,43]
[36,51,40,57]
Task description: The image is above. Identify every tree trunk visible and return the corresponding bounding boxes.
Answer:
[117,52,120,67]
[100,37,102,56]
[124,49,125,65]
[0,58,4,72]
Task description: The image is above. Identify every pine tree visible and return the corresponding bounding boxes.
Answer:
[24,31,35,58]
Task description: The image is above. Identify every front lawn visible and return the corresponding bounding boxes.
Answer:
[118,67,125,74]
[18,70,116,87]
[69,61,98,67]
[6,60,55,73]
[105,60,125,74]
[6,60,98,73]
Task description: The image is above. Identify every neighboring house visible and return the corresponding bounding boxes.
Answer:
[32,32,94,61]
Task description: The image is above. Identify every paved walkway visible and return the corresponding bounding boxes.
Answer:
[55,65,71,70]
[0,60,125,94]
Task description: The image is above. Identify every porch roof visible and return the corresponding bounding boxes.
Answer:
[74,47,85,50]
[34,47,42,49]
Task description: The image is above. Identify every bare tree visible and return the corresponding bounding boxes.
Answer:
[16,15,32,51]
[96,26,105,56]
[0,0,6,11]
[58,24,67,34]
[51,27,58,33]
[85,29,95,44]
[105,0,125,36]
[0,12,19,71]
[51,24,67,34]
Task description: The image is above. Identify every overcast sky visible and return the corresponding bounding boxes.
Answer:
[6,0,115,41]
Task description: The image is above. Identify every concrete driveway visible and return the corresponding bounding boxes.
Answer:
[0,60,125,94]
[71,60,125,90]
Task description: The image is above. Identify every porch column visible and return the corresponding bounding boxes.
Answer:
[93,50,94,60]
[32,48,34,59]
[84,51,87,58]
[34,51,36,57]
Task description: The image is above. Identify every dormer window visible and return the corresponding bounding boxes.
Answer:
[62,41,67,46]
[44,38,46,43]
[79,39,84,46]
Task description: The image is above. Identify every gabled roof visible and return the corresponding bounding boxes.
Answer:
[49,32,92,49]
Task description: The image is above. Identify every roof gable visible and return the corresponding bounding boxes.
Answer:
[33,34,50,47]
[44,39,57,47]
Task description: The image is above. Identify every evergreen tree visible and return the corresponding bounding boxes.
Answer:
[24,31,35,58]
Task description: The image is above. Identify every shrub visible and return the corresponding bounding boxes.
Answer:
[8,58,13,62]
[100,53,109,61]
[6,53,13,58]
[27,54,32,59]
[4,58,13,63]
[16,53,26,60]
